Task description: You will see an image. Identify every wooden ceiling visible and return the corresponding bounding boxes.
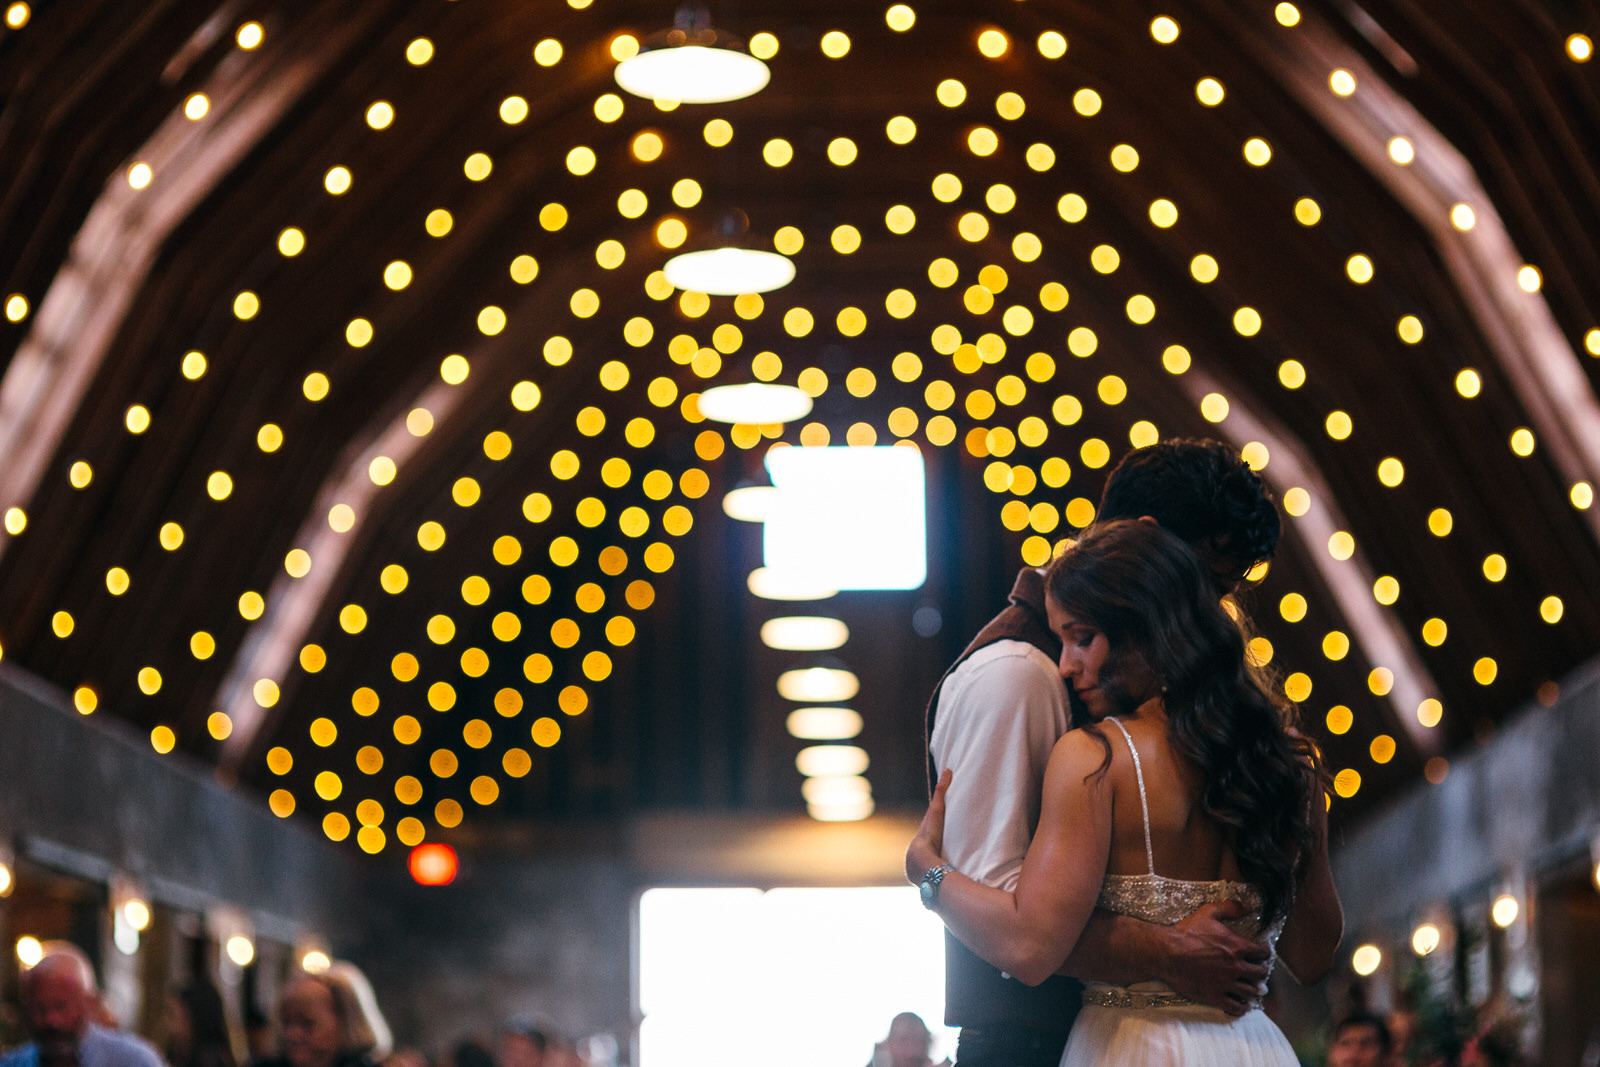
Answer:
[1,0,1598,861]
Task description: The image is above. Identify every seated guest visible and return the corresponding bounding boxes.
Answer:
[0,945,164,1067]
[869,1013,948,1067]
[166,982,237,1067]
[255,969,388,1067]
[1327,1013,1391,1067]
[495,1023,547,1067]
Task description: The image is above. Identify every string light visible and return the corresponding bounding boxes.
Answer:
[15,6,1580,855]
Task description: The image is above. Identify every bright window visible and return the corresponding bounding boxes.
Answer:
[639,887,955,1067]
[762,447,927,590]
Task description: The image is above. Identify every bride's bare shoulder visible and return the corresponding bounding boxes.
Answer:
[1046,723,1118,783]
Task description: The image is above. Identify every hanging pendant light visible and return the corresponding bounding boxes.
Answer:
[663,246,795,294]
[663,208,795,295]
[615,6,770,104]
[698,383,811,424]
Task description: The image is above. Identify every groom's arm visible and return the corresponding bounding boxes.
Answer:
[1057,904,1272,1017]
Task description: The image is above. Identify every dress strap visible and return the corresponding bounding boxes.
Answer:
[1105,717,1156,876]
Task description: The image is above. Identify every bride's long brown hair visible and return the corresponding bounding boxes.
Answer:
[1045,520,1322,924]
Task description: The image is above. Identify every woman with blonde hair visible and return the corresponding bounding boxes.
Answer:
[258,964,391,1067]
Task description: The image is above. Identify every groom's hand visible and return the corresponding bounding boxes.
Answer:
[1161,900,1272,1016]
[906,769,953,883]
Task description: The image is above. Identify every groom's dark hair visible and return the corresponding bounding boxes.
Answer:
[1099,438,1280,594]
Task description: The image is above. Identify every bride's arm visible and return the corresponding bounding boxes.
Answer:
[1275,787,1343,984]
[907,730,1113,986]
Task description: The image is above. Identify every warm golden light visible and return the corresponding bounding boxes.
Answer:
[1491,894,1519,928]
[786,707,863,741]
[1540,595,1564,623]
[1351,944,1381,976]
[796,745,869,777]
[225,936,255,966]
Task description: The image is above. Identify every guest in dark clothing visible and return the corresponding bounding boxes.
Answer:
[167,983,238,1067]
[447,1043,493,1067]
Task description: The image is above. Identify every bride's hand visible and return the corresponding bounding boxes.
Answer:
[905,769,953,883]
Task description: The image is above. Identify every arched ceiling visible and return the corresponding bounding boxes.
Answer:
[1,0,1598,861]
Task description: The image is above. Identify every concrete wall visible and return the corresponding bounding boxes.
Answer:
[1331,657,1600,931]
[0,664,362,944]
[359,849,636,1057]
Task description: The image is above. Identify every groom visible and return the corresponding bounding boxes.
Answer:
[923,439,1282,1067]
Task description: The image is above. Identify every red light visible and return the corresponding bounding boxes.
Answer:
[408,843,458,886]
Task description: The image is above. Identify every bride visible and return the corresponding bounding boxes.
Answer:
[908,520,1343,1064]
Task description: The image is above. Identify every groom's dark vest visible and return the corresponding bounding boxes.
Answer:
[924,567,1083,1033]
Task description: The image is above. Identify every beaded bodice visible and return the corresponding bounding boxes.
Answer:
[1084,719,1281,1011]
[1098,872,1268,933]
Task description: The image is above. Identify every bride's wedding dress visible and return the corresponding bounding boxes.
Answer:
[1060,719,1300,1067]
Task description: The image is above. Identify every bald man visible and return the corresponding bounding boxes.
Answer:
[0,950,165,1067]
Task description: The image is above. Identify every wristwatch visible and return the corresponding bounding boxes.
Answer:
[919,864,954,909]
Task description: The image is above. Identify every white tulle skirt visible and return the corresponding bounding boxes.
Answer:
[1060,1004,1298,1066]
